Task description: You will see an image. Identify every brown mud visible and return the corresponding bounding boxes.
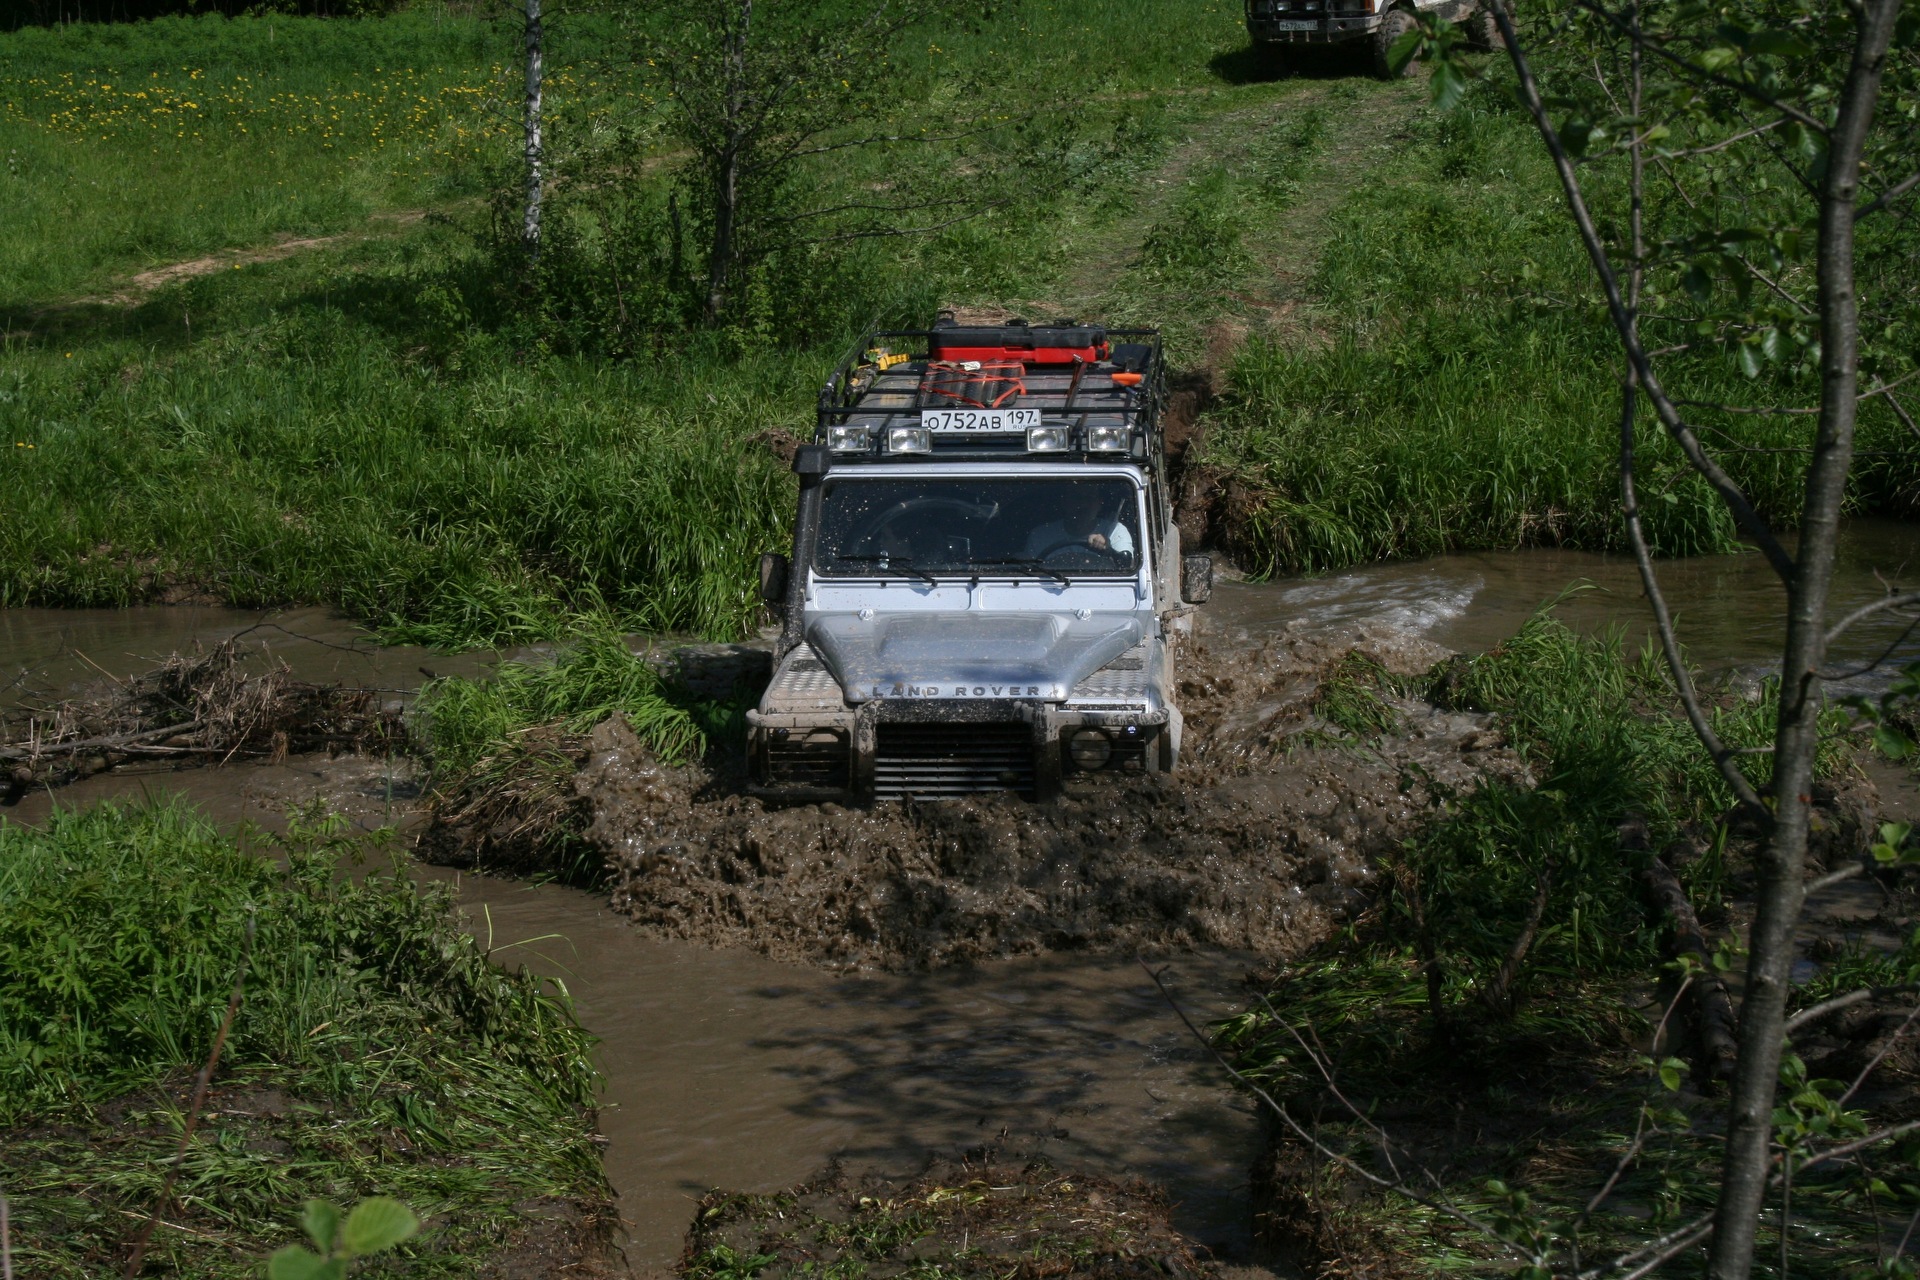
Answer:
[529,623,1531,972]
[681,1154,1204,1280]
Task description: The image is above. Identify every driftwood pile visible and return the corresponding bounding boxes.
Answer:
[1,640,403,803]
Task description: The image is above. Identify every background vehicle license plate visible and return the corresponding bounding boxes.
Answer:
[921,408,1041,432]
[1277,18,1318,28]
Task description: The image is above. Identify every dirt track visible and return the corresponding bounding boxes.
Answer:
[572,622,1531,970]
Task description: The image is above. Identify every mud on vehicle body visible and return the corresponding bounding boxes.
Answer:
[748,317,1212,802]
[1245,0,1499,77]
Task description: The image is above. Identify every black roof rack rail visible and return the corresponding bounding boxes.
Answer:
[815,328,1166,464]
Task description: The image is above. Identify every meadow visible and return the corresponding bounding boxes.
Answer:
[0,0,1914,653]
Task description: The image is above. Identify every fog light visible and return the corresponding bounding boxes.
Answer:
[886,425,932,454]
[1068,729,1113,770]
[1026,425,1070,452]
[1087,425,1128,452]
[828,424,872,453]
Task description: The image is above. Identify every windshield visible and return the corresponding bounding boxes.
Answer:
[815,477,1143,578]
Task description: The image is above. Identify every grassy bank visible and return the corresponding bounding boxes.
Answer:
[0,802,608,1276]
[3,5,1915,648]
[1215,610,1896,1277]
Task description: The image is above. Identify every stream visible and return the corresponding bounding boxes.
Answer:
[4,521,1919,1273]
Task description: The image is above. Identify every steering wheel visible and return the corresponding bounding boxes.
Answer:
[1034,538,1129,567]
[862,497,991,549]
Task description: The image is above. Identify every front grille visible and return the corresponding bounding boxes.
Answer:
[875,722,1035,799]
[767,731,850,788]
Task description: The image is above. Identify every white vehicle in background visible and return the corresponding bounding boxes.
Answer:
[1244,0,1499,77]
[748,317,1212,801]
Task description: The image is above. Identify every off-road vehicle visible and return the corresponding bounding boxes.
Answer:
[748,317,1211,801]
[1244,0,1498,77]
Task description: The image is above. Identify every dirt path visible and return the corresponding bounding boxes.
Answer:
[1033,74,1426,369]
[73,207,435,307]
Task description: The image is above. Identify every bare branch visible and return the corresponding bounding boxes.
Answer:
[1839,999,1920,1108]
[1860,168,1920,217]
[1138,961,1512,1248]
[1673,400,1818,417]
[1858,370,1920,402]
[1825,590,1920,644]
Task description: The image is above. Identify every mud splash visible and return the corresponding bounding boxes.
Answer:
[566,623,1529,971]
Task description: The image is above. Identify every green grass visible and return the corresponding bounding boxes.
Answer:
[0,10,504,304]
[0,801,606,1277]
[418,619,733,773]
[1202,83,1920,577]
[2,4,1914,650]
[1215,606,1886,1279]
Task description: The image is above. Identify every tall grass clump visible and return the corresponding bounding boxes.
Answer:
[1221,599,1828,1080]
[412,622,748,879]
[418,620,724,773]
[0,801,606,1276]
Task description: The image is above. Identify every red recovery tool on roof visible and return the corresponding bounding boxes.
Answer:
[928,319,1109,366]
[920,360,1026,409]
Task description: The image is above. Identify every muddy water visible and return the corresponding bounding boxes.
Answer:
[10,759,1262,1273]
[5,519,1919,1271]
[1209,518,1920,689]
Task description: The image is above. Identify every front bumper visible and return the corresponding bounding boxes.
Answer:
[747,643,1179,800]
[1246,4,1382,42]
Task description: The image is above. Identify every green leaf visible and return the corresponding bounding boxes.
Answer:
[1698,45,1739,70]
[1875,727,1914,760]
[1683,263,1713,303]
[301,1200,341,1255]
[1387,26,1422,74]
[1659,1059,1683,1091]
[268,1247,345,1280]
[341,1197,420,1257]
[1430,57,1469,112]
[1747,30,1814,57]
[1737,342,1763,378]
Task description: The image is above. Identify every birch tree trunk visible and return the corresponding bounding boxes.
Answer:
[522,0,544,264]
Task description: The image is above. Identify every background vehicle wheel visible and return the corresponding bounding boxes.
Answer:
[1371,8,1417,78]
[1466,6,1501,50]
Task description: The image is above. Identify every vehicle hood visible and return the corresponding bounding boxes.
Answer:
[807,611,1144,702]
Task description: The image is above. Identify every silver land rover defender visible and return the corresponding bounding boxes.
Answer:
[747,319,1212,801]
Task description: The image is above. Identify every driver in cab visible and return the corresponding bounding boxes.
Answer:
[1023,488,1133,561]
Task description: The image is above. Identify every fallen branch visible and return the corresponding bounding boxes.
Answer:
[1636,835,1739,1081]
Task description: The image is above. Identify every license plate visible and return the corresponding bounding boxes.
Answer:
[921,407,1041,433]
[1276,18,1318,28]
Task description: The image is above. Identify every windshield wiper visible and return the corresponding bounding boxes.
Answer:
[973,557,1072,586]
[835,555,939,586]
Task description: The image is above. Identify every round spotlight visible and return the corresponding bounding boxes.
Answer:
[1068,729,1113,770]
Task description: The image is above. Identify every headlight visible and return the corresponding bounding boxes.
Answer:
[828,424,872,453]
[1026,425,1071,452]
[886,425,932,454]
[1068,729,1113,770]
[1086,425,1129,452]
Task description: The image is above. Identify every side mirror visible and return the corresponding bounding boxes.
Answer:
[1181,554,1213,605]
[759,552,790,606]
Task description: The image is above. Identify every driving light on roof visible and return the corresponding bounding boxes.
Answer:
[1025,425,1070,453]
[828,424,873,453]
[1086,424,1129,452]
[886,425,932,454]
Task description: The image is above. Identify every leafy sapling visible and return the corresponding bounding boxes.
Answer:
[267,1198,419,1280]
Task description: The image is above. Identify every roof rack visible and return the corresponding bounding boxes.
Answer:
[816,326,1165,464]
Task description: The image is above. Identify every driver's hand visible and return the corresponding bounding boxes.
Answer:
[1088,533,1109,550]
